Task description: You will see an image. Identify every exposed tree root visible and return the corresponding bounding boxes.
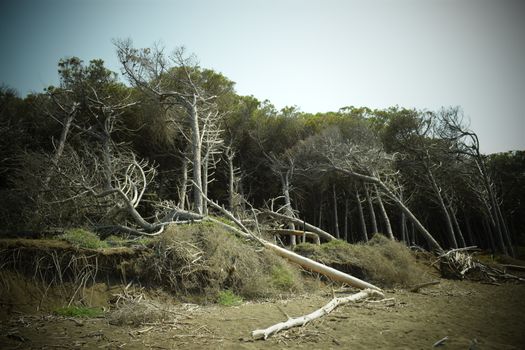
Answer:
[438,248,525,283]
[409,280,441,293]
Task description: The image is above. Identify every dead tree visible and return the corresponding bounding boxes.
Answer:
[375,184,394,240]
[364,183,378,234]
[267,151,298,246]
[43,89,79,188]
[332,184,340,238]
[297,127,443,252]
[116,40,222,215]
[355,187,368,242]
[423,159,459,248]
[436,108,512,255]
[224,144,243,216]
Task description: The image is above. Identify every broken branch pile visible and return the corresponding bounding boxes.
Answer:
[438,248,525,283]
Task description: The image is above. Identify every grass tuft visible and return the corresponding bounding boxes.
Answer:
[54,306,104,318]
[217,290,243,306]
[58,228,108,249]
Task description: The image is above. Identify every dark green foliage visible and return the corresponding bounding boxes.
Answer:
[0,46,521,254]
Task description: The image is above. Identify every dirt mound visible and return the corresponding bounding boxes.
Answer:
[0,222,307,315]
[294,234,430,288]
[144,223,305,301]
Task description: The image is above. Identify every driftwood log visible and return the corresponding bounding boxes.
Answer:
[260,211,336,242]
[252,288,385,340]
[264,229,321,245]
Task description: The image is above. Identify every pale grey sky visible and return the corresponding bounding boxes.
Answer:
[1,0,524,153]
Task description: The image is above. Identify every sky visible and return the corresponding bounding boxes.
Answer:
[1,0,524,153]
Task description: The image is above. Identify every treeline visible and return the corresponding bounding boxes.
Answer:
[0,41,523,254]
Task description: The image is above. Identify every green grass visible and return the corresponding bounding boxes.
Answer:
[217,290,243,306]
[58,228,108,249]
[54,306,104,318]
[209,215,236,227]
[270,265,295,290]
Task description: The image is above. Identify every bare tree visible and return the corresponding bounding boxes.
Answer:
[267,151,298,245]
[294,127,443,251]
[435,107,512,255]
[374,184,394,240]
[115,40,223,215]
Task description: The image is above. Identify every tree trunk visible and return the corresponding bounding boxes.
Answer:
[496,202,514,257]
[332,184,340,239]
[190,101,203,214]
[464,215,474,246]
[410,220,415,246]
[262,211,336,241]
[227,148,236,213]
[448,205,466,248]
[44,111,75,188]
[482,217,496,253]
[179,157,189,210]
[365,185,378,234]
[264,242,381,291]
[344,197,349,242]
[264,229,320,245]
[477,159,508,255]
[355,189,368,242]
[318,197,323,230]
[202,153,209,216]
[282,171,296,246]
[375,184,393,240]
[400,190,407,244]
[427,168,457,248]
[102,133,113,190]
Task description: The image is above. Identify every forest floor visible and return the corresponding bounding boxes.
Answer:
[1,278,524,349]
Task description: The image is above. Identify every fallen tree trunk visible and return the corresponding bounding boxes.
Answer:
[207,217,380,290]
[263,241,381,291]
[194,183,381,291]
[333,166,443,252]
[252,288,385,340]
[264,229,320,245]
[261,211,336,242]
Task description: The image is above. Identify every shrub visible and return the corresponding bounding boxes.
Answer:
[294,234,429,288]
[270,265,295,290]
[217,290,243,306]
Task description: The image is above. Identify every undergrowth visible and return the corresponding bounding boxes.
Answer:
[217,290,243,306]
[145,223,304,301]
[57,228,108,249]
[295,234,429,288]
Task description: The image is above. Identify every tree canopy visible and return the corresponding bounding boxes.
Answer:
[0,43,523,254]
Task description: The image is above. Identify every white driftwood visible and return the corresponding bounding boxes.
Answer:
[264,242,382,291]
[264,229,321,245]
[261,211,336,242]
[252,288,384,340]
